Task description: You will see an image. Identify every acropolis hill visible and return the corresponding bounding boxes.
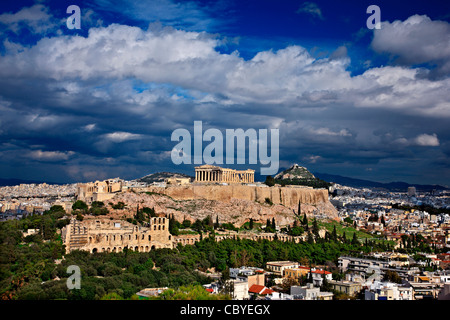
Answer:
[145,184,330,209]
[76,164,338,226]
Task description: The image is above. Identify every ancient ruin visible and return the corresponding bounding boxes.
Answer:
[61,217,173,253]
[77,178,124,203]
[195,165,255,184]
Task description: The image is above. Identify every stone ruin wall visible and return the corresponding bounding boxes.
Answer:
[145,184,330,209]
[62,217,174,254]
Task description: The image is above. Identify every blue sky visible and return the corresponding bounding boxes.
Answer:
[0,0,449,185]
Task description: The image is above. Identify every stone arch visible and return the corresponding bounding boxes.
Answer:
[151,245,156,250]
[92,248,98,253]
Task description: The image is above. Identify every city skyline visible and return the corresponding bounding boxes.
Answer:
[0,0,449,185]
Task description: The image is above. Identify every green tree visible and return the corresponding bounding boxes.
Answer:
[182,219,191,228]
[302,214,309,231]
[214,216,220,229]
[342,231,347,244]
[312,218,319,239]
[134,205,145,224]
[72,200,88,212]
[351,232,359,246]
[264,175,275,187]
[307,231,315,244]
[331,225,338,242]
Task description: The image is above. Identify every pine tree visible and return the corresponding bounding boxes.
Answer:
[351,232,359,246]
[332,225,338,242]
[214,216,220,229]
[312,218,319,237]
[342,231,347,244]
[307,231,314,244]
[302,213,309,231]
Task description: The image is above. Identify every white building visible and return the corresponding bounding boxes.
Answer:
[364,281,413,300]
[291,283,333,300]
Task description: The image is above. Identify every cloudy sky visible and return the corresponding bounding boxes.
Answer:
[0,0,449,185]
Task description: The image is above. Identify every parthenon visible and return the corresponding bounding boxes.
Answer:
[195,165,255,184]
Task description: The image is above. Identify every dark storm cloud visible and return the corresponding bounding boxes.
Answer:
[0,3,448,185]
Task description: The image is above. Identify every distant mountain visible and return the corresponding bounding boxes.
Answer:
[135,172,193,184]
[268,164,330,188]
[313,172,449,192]
[274,164,316,180]
[0,178,61,187]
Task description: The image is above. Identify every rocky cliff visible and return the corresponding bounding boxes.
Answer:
[107,184,338,226]
[108,187,338,228]
[145,184,330,208]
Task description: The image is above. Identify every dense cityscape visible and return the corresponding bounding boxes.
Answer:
[1,166,449,301]
[1,1,449,315]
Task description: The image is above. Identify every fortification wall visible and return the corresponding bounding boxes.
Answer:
[145,184,329,209]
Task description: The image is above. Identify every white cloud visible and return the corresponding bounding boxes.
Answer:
[303,155,322,163]
[310,127,352,137]
[297,2,324,20]
[391,133,440,147]
[83,124,96,132]
[92,0,220,31]
[0,16,449,119]
[29,150,75,161]
[413,133,440,147]
[371,15,450,77]
[0,4,57,34]
[103,131,142,143]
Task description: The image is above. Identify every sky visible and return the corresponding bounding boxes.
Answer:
[0,0,449,186]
